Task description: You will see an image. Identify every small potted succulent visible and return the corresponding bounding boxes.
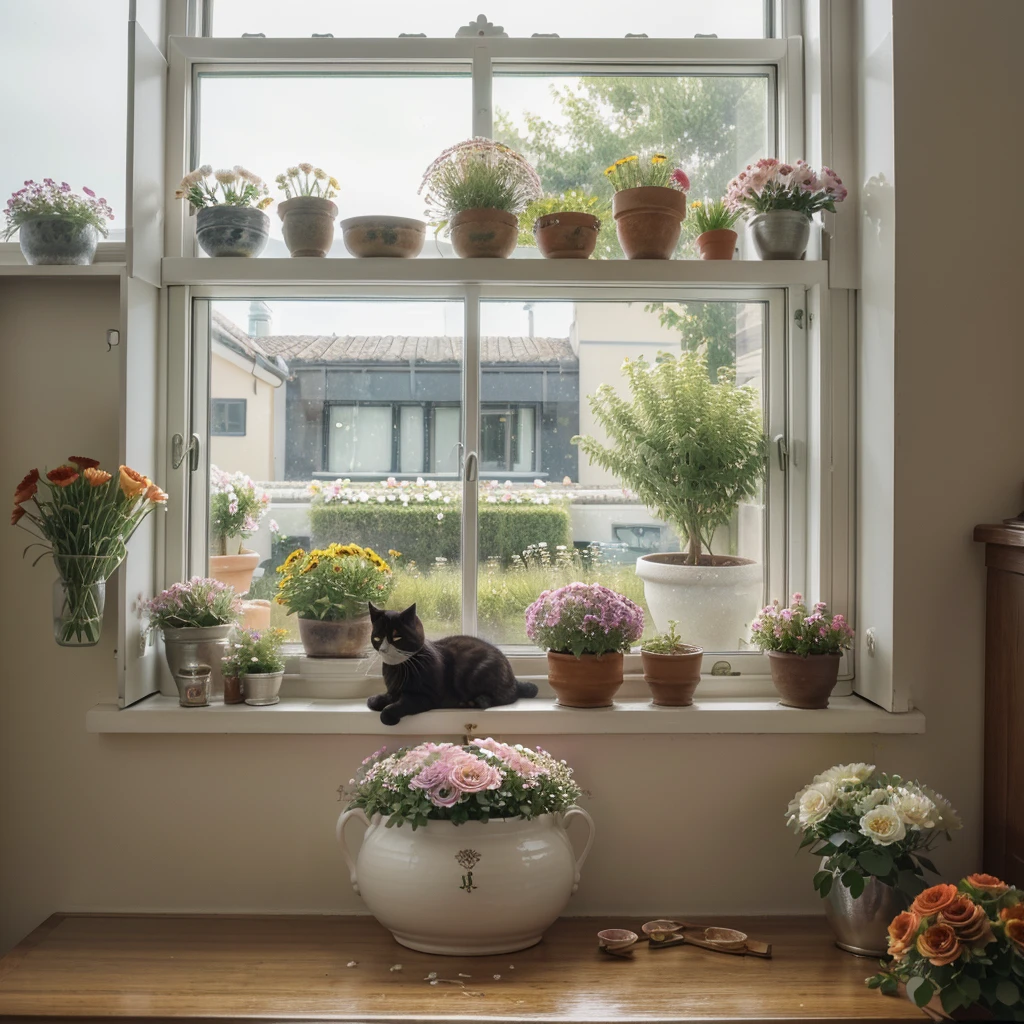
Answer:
[724,158,847,260]
[605,154,689,260]
[275,543,396,658]
[519,189,609,260]
[750,594,855,708]
[175,165,273,257]
[4,180,114,265]
[275,163,339,258]
[525,582,643,708]
[686,197,742,260]
[223,627,289,706]
[208,466,270,596]
[640,620,703,707]
[419,138,542,259]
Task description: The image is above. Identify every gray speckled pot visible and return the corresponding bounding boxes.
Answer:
[196,205,270,258]
[279,196,337,257]
[18,218,98,265]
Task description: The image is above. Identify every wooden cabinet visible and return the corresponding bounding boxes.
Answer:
[974,524,1024,883]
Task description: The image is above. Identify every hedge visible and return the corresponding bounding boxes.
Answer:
[308,500,572,566]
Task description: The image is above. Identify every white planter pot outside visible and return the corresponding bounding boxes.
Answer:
[636,553,762,652]
[336,808,595,955]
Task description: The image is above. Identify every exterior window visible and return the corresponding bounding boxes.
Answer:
[211,398,247,437]
[480,406,537,473]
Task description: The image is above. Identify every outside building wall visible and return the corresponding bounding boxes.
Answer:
[209,353,277,482]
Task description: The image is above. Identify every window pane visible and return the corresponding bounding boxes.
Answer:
[399,405,425,473]
[329,405,392,474]
[514,406,536,473]
[431,407,461,474]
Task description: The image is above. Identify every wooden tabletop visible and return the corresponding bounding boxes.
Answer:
[0,914,923,1023]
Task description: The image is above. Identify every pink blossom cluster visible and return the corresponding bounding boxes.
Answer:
[4,180,113,240]
[310,476,559,509]
[750,593,855,656]
[145,576,241,630]
[525,582,644,656]
[725,158,848,217]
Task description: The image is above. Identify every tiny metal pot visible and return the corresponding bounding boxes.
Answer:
[196,206,270,258]
[822,860,907,957]
[175,665,212,707]
[243,671,284,706]
[18,217,98,265]
[767,651,841,709]
[546,651,623,708]
[533,212,600,259]
[641,646,703,706]
[298,614,372,658]
[278,196,337,257]
[747,209,811,260]
[162,624,232,700]
[449,208,518,259]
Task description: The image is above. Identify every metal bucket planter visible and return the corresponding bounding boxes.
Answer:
[822,861,907,957]
[162,624,232,699]
[243,671,284,706]
[19,217,99,265]
[748,210,811,260]
[196,206,269,258]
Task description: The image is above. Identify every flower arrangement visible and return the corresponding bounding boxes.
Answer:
[603,154,689,193]
[751,594,855,655]
[419,138,542,224]
[518,189,611,248]
[145,577,241,632]
[174,165,272,215]
[686,197,742,234]
[787,763,962,901]
[275,163,339,200]
[275,543,396,621]
[209,466,270,554]
[868,874,1024,1019]
[525,582,643,657]
[345,738,582,829]
[725,158,847,218]
[4,180,113,240]
[641,619,688,655]
[222,627,289,677]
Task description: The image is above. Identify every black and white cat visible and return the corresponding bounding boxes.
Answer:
[367,602,538,725]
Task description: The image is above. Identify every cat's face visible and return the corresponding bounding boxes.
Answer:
[368,603,424,665]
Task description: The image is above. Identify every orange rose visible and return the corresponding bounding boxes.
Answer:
[916,923,962,966]
[1000,904,1024,923]
[144,484,168,504]
[68,456,100,470]
[887,911,921,961]
[118,465,148,499]
[83,468,112,487]
[11,505,25,525]
[14,468,39,504]
[46,466,79,487]
[966,873,1009,896]
[912,883,960,918]
[940,896,995,949]
[1006,919,1024,954]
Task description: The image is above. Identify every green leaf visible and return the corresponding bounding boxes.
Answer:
[813,870,832,890]
[906,977,934,1008]
[940,987,964,1014]
[915,855,938,874]
[880,975,899,996]
[997,981,1021,1006]
[897,868,927,896]
[842,870,866,899]
[857,848,894,877]
[830,831,860,848]
[957,975,981,1004]
[818,873,833,898]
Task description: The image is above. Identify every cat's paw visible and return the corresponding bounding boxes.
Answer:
[380,705,402,726]
[367,693,389,712]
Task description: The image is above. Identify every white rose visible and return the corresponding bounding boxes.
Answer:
[798,781,838,827]
[854,788,889,815]
[859,805,907,846]
[894,791,936,830]
[814,762,876,787]
[919,786,961,831]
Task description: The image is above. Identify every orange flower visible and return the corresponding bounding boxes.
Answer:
[1000,904,1024,923]
[144,484,168,504]
[118,465,148,499]
[912,883,960,918]
[940,896,995,949]
[83,467,112,487]
[1006,919,1024,954]
[916,923,962,966]
[10,505,25,525]
[46,465,80,487]
[886,911,921,961]
[68,456,100,470]
[14,468,39,504]
[966,873,1009,896]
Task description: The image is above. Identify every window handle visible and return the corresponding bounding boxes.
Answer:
[171,432,200,472]
[773,433,788,472]
[464,450,478,483]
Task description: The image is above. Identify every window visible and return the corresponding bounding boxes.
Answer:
[211,398,247,436]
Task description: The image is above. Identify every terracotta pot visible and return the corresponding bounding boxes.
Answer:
[546,651,624,708]
[223,675,244,705]
[299,614,373,658]
[208,548,260,596]
[533,212,600,259]
[278,196,337,257]
[241,598,271,630]
[341,215,426,258]
[611,186,687,259]
[696,228,738,260]
[767,651,841,709]
[449,208,518,259]
[640,646,703,706]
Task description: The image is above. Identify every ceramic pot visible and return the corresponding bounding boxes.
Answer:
[208,549,260,596]
[243,671,284,706]
[822,859,907,956]
[696,228,738,260]
[748,209,811,260]
[162,624,232,700]
[278,196,337,257]
[341,215,426,258]
[298,614,372,658]
[533,212,600,259]
[611,186,686,259]
[641,646,704,706]
[635,553,761,652]
[449,208,518,259]
[196,206,270,258]
[768,651,841,709]
[546,651,624,708]
[18,217,98,265]
[336,808,595,955]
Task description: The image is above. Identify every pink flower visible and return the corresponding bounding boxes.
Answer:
[449,757,501,794]
[83,186,95,197]
[670,168,690,191]
[792,593,803,603]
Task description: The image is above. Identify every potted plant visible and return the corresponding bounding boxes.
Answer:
[419,138,541,259]
[222,627,289,706]
[751,594,855,708]
[175,164,273,258]
[519,189,609,260]
[208,466,270,596]
[4,180,114,265]
[336,738,593,954]
[275,543,396,658]
[686,197,742,260]
[869,874,1023,1019]
[146,577,242,703]
[573,350,767,651]
[605,154,689,259]
[787,763,962,957]
[11,458,166,646]
[724,158,847,260]
[274,163,339,257]
[340,215,426,258]
[524,582,643,707]
[640,620,703,706]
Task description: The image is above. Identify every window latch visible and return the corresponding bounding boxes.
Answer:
[794,309,804,329]
[773,433,789,472]
[171,432,200,472]
[464,450,479,483]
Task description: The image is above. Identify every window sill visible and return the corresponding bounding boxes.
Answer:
[87,694,924,736]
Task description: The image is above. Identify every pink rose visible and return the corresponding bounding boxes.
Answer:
[449,756,501,794]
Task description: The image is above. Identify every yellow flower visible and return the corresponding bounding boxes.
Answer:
[622,155,638,164]
[690,200,703,209]
[651,154,667,164]
[388,549,402,558]
[603,164,617,176]
[328,177,340,190]
[300,558,320,575]
[118,465,148,499]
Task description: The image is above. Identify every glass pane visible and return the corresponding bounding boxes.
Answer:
[514,406,536,473]
[210,0,766,38]
[477,299,767,651]
[207,299,463,638]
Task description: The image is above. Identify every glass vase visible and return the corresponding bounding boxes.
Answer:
[51,553,123,647]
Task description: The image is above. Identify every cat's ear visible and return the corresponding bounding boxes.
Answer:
[400,603,418,620]
[368,602,383,619]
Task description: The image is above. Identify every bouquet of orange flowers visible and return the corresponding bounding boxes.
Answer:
[12,457,167,645]
[868,873,1024,1019]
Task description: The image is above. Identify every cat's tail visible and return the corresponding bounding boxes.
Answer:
[515,680,539,699]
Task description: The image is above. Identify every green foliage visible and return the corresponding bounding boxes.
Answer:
[572,350,766,564]
[641,620,689,654]
[222,627,288,676]
[686,197,742,233]
[517,189,614,253]
[643,300,739,383]
[603,153,683,191]
[275,544,395,622]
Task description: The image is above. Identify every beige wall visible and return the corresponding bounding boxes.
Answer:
[1,1,1021,954]
[209,351,277,482]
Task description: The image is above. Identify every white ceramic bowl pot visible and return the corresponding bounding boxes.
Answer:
[336,808,595,955]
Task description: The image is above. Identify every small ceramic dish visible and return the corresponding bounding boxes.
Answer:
[642,919,684,939]
[701,927,748,950]
[597,928,639,951]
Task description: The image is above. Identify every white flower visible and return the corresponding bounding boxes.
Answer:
[298,162,314,174]
[814,763,875,787]
[893,790,937,830]
[858,805,906,846]
[214,168,239,185]
[919,786,962,831]
[854,788,890,815]
[797,781,837,827]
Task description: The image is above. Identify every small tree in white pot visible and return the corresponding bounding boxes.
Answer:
[573,350,766,650]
